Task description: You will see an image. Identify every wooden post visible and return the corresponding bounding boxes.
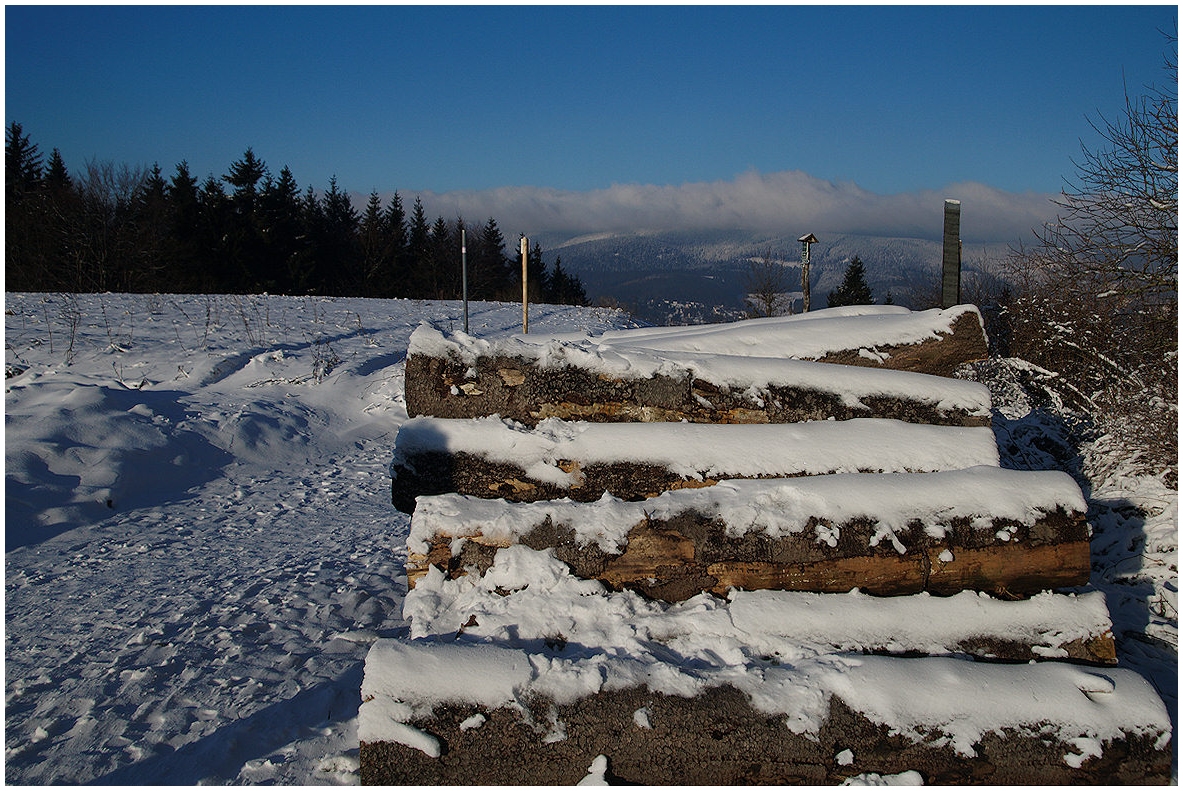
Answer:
[461,228,469,334]
[521,235,529,334]
[942,200,961,308]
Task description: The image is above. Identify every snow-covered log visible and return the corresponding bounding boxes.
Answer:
[403,310,992,428]
[389,416,1001,512]
[405,467,1091,600]
[358,640,1170,785]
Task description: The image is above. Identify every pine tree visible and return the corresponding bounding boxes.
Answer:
[472,217,510,300]
[527,241,549,302]
[319,176,361,295]
[827,255,874,307]
[222,148,268,290]
[258,166,304,293]
[131,163,169,290]
[359,191,389,297]
[44,148,71,191]
[6,123,47,289]
[165,161,204,293]
[6,122,43,200]
[406,197,431,297]
[197,175,231,291]
[383,193,409,296]
[223,147,267,210]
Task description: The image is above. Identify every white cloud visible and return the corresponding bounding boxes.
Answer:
[391,169,1056,244]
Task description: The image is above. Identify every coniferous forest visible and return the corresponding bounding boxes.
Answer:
[5,124,589,305]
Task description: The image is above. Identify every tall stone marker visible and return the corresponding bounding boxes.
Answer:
[941,200,961,308]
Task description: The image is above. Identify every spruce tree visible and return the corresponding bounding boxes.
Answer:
[258,166,304,293]
[5,123,47,289]
[359,192,389,297]
[131,163,169,290]
[319,176,361,295]
[160,161,202,292]
[527,241,549,303]
[406,197,431,297]
[472,217,510,300]
[6,122,43,200]
[384,193,409,296]
[827,255,874,307]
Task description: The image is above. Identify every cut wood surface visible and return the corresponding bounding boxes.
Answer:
[389,417,1001,512]
[405,467,1090,600]
[403,314,993,427]
[358,641,1170,785]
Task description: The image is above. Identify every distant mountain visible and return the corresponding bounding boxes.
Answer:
[533,229,1014,324]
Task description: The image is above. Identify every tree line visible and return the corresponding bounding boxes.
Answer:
[5,125,588,305]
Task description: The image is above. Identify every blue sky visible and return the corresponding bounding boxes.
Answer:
[5,4,1177,240]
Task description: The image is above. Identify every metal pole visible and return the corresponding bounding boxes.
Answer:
[461,228,469,333]
[520,235,529,334]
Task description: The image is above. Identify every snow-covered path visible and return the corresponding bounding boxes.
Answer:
[4,293,635,784]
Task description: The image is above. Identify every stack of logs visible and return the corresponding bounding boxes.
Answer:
[360,306,1171,785]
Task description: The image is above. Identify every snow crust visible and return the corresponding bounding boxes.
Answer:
[408,466,1086,556]
[392,415,1001,487]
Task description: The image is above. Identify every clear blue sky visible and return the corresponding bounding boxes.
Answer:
[5,4,1176,202]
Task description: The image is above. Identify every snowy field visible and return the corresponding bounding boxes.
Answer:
[4,293,635,784]
[4,292,1177,784]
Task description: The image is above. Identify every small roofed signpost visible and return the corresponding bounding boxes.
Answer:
[941,200,961,308]
[799,233,818,312]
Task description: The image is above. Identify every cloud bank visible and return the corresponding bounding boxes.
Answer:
[411,170,1057,244]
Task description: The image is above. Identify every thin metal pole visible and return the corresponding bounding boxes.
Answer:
[520,235,529,334]
[461,228,469,333]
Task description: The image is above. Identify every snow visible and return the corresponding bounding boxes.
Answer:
[4,292,634,785]
[392,415,1002,486]
[4,292,1175,784]
[547,304,977,360]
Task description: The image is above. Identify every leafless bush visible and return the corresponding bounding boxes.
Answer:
[1003,41,1177,478]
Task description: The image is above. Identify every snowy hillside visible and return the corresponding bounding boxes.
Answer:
[4,293,1176,784]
